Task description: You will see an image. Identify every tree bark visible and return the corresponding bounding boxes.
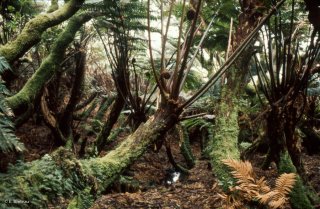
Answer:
[265,107,319,208]
[5,12,94,114]
[0,0,84,65]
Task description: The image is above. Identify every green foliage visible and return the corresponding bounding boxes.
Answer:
[201,0,239,52]
[67,188,94,209]
[0,56,24,153]
[177,123,195,168]
[0,56,11,73]
[0,149,91,209]
[183,71,203,91]
[0,99,25,153]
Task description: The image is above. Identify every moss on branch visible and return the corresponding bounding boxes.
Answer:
[0,0,85,64]
[6,12,94,112]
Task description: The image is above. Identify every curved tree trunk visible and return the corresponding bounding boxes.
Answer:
[0,0,85,65]
[5,12,95,114]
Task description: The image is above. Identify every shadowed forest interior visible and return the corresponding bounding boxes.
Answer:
[0,0,320,208]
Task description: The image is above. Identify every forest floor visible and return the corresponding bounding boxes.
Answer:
[3,119,320,208]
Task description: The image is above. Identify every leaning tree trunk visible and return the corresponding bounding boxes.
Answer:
[0,0,84,65]
[5,12,95,115]
[0,105,179,209]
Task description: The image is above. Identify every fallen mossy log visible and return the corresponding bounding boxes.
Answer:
[0,108,178,209]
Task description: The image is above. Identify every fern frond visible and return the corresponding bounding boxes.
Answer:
[221,159,296,209]
[256,177,271,193]
[256,190,278,204]
[0,80,25,153]
[275,173,296,195]
[0,56,11,75]
[222,159,255,183]
[268,196,286,209]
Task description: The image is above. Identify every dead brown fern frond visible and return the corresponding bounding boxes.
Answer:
[275,173,296,195]
[220,159,297,209]
[222,159,255,183]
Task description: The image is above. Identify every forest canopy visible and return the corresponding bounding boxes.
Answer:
[0,0,320,208]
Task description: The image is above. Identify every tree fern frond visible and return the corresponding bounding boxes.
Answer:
[256,190,278,204]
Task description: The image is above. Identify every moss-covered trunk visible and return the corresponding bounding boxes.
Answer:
[206,0,272,190]
[0,106,179,209]
[0,0,84,65]
[5,12,94,114]
[208,87,240,190]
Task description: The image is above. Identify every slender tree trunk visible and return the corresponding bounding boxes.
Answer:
[263,107,285,168]
[285,117,304,177]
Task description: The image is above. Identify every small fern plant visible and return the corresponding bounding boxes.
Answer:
[220,159,296,209]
